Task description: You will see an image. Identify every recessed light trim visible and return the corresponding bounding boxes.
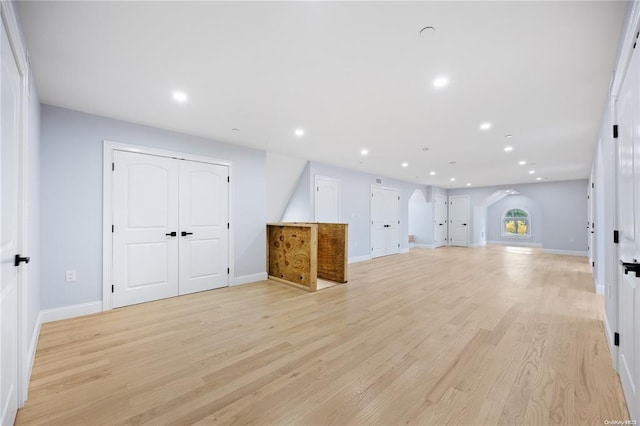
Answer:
[504,146,513,152]
[505,134,513,138]
[480,122,492,131]
[172,90,188,103]
[466,183,471,186]
[450,178,456,182]
[529,170,536,174]
[518,160,526,165]
[433,76,449,88]
[360,149,369,156]
[536,177,542,181]
[401,162,409,168]
[429,171,436,176]
[294,128,305,137]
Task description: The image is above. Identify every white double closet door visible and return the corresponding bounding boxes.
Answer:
[371,186,400,258]
[112,151,229,308]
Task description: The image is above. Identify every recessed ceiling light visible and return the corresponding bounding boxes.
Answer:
[360,149,369,156]
[529,170,536,174]
[172,90,188,103]
[294,128,305,137]
[518,160,526,165]
[450,178,456,182]
[448,161,457,165]
[466,183,471,186]
[480,122,492,130]
[433,76,449,88]
[401,162,409,168]
[536,177,542,181]
[422,147,430,152]
[232,128,239,131]
[505,134,513,138]
[429,171,436,176]
[504,146,513,152]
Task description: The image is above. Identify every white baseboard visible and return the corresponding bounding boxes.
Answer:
[400,248,410,254]
[231,272,268,286]
[40,301,102,324]
[470,242,487,248]
[604,309,618,371]
[542,249,588,257]
[348,254,371,264]
[488,240,542,248]
[23,311,43,404]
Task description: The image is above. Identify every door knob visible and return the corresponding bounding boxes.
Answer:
[181,231,194,236]
[14,254,30,267]
[462,223,467,226]
[165,231,177,237]
[620,260,640,277]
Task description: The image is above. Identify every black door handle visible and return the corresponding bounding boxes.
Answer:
[14,254,30,267]
[181,231,194,236]
[462,223,467,226]
[165,231,177,237]
[620,260,640,277]
[439,223,444,226]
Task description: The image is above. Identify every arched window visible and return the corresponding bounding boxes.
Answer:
[502,208,531,238]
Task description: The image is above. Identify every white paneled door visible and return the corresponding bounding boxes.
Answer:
[179,160,229,295]
[112,151,229,308]
[315,176,340,223]
[615,42,640,421]
[448,195,469,247]
[371,186,400,258]
[112,151,180,308]
[434,194,448,248]
[0,17,22,426]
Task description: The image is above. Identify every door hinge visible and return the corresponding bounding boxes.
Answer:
[112,225,114,233]
[615,332,620,346]
[397,196,400,201]
[112,162,115,171]
[227,223,230,229]
[227,267,230,274]
[592,261,595,268]
[111,284,114,293]
[227,176,230,183]
[317,186,319,191]
[398,243,400,247]
[591,182,594,189]
[613,124,619,138]
[614,230,619,244]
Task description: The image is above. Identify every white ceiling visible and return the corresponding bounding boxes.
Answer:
[17,1,627,188]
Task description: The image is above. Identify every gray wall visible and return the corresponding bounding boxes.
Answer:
[449,179,588,252]
[40,105,266,310]
[487,195,542,246]
[408,189,432,246]
[281,161,311,222]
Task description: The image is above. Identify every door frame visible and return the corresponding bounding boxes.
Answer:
[314,175,341,222]
[447,195,470,247]
[370,184,401,257]
[1,1,31,409]
[102,141,234,311]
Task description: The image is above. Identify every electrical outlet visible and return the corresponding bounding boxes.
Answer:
[65,270,77,282]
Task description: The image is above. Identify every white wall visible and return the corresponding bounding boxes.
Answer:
[281,161,311,222]
[408,189,431,246]
[266,152,307,222]
[40,105,266,310]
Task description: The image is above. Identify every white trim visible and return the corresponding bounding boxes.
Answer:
[348,254,371,264]
[370,184,401,258]
[102,141,235,311]
[542,249,588,257]
[604,309,619,372]
[24,311,42,400]
[399,247,410,254]
[40,302,102,324]
[231,272,268,286]
[488,240,541,248]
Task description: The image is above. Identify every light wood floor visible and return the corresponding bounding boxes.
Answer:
[17,246,628,425]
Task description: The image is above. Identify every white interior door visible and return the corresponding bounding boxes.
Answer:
[615,43,640,421]
[371,186,400,258]
[434,194,447,248]
[315,176,340,223]
[112,151,180,308]
[179,160,229,295]
[1,16,22,424]
[449,195,469,247]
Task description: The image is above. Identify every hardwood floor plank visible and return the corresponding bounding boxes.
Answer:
[16,246,628,425]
